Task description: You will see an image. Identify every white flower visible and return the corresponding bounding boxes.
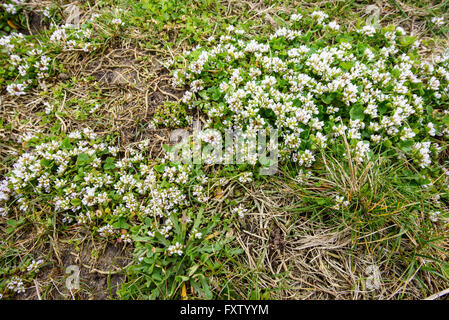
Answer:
[231,204,248,219]
[431,17,445,27]
[3,4,17,14]
[191,228,203,239]
[0,207,8,217]
[238,172,253,183]
[327,21,340,31]
[111,18,124,26]
[385,31,396,42]
[98,224,115,237]
[290,13,302,22]
[120,233,132,244]
[27,259,45,272]
[226,25,235,33]
[181,90,193,103]
[6,83,27,96]
[359,25,376,37]
[167,242,183,256]
[43,102,54,114]
[7,277,25,294]
[194,231,202,239]
[429,211,440,222]
[413,142,432,168]
[400,127,415,140]
[427,122,436,136]
[333,195,350,210]
[97,192,109,203]
[311,11,329,24]
[43,7,51,18]
[354,141,370,162]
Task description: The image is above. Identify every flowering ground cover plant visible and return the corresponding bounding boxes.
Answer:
[0,129,249,298]
[0,2,121,96]
[1,1,26,32]
[1,1,449,300]
[167,12,449,186]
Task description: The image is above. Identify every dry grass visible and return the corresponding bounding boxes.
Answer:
[228,175,449,300]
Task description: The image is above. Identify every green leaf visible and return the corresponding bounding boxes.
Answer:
[399,140,414,153]
[349,104,365,120]
[443,115,449,125]
[113,218,130,229]
[40,159,53,168]
[103,157,116,170]
[188,264,200,277]
[399,35,416,47]
[339,61,353,71]
[193,207,204,230]
[61,138,73,150]
[76,153,90,164]
[383,139,392,148]
[200,276,213,299]
[70,198,81,206]
[320,94,334,104]
[175,275,189,282]
[7,218,23,227]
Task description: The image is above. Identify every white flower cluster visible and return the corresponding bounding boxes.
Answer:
[167,242,183,256]
[238,172,253,183]
[111,18,124,26]
[333,195,350,210]
[27,259,45,272]
[2,0,25,15]
[0,179,10,217]
[120,233,132,244]
[431,17,446,27]
[49,23,97,52]
[295,169,312,184]
[7,277,25,294]
[429,211,441,223]
[1,31,52,96]
[231,204,248,218]
[311,11,329,25]
[170,11,449,176]
[1,131,214,257]
[98,224,116,237]
[190,228,203,239]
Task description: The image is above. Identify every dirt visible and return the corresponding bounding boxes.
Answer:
[60,242,131,299]
[17,237,132,300]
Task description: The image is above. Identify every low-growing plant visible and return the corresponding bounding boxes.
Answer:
[0,244,47,299]
[0,3,114,96]
[152,101,189,128]
[0,128,252,298]
[168,9,449,195]
[0,1,26,34]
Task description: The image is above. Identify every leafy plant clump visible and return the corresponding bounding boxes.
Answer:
[0,247,46,300]
[0,128,247,298]
[153,101,190,128]
[0,1,26,33]
[0,4,116,96]
[169,10,449,193]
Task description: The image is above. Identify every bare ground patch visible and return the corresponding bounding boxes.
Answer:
[14,233,133,300]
